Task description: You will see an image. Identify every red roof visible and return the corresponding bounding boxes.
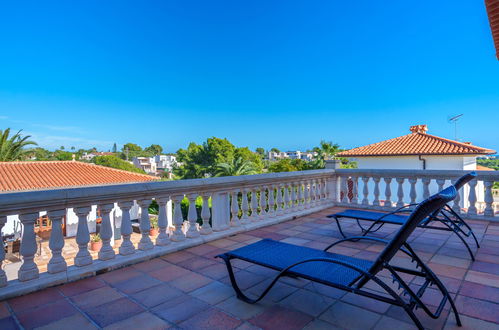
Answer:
[337,125,496,157]
[0,161,158,192]
[486,0,499,60]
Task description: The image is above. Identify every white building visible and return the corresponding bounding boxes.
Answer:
[80,152,115,161]
[132,155,177,176]
[267,151,317,161]
[132,157,157,175]
[337,124,496,208]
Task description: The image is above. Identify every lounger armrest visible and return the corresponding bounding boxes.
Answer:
[324,236,390,252]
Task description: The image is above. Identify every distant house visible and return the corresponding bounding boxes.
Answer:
[267,150,317,162]
[80,151,115,161]
[337,124,496,207]
[132,155,177,176]
[0,161,158,238]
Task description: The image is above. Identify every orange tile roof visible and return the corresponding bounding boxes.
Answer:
[0,161,158,192]
[337,125,496,157]
[477,164,495,171]
[486,0,499,60]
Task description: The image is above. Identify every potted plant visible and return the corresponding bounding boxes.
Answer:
[90,233,102,251]
[149,215,159,236]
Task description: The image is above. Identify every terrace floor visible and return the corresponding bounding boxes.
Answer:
[1,207,499,330]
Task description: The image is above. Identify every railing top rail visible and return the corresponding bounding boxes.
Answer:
[334,168,499,179]
[0,169,334,215]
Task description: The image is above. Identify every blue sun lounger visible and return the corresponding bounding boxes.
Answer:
[218,186,461,330]
[328,172,479,260]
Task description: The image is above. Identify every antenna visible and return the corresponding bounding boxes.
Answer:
[448,114,463,141]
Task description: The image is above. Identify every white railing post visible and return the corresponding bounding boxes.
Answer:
[117,201,135,255]
[98,203,116,260]
[200,193,213,234]
[372,177,381,206]
[171,195,186,241]
[284,183,291,213]
[260,186,268,219]
[396,178,405,208]
[484,181,495,217]
[211,192,230,231]
[0,216,7,287]
[156,197,171,245]
[384,177,392,208]
[137,199,154,250]
[351,176,358,205]
[74,206,93,266]
[47,209,67,274]
[468,180,478,215]
[186,194,200,238]
[230,190,241,226]
[436,179,445,192]
[409,178,417,204]
[304,181,311,209]
[453,182,462,214]
[240,189,250,223]
[362,177,370,206]
[298,181,305,210]
[422,178,431,200]
[268,186,276,215]
[276,185,284,215]
[340,176,348,204]
[250,188,259,221]
[18,213,40,281]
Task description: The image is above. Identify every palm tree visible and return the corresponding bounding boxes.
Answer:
[0,128,37,161]
[215,157,258,177]
[312,140,341,169]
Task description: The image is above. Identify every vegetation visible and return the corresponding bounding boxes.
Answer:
[174,137,263,179]
[92,155,147,174]
[477,158,499,170]
[0,129,37,161]
[268,159,309,172]
[215,157,258,176]
[90,233,101,242]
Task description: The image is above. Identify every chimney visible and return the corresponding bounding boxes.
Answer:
[409,125,428,134]
[72,154,76,161]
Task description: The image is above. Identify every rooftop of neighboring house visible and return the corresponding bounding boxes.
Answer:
[0,161,158,192]
[337,125,496,157]
[486,0,499,60]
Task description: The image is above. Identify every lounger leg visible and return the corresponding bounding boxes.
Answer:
[442,221,475,261]
[333,216,347,238]
[402,305,424,330]
[219,255,259,303]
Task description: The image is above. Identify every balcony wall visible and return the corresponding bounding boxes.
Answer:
[0,168,498,299]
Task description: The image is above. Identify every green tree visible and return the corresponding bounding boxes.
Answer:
[112,143,117,153]
[255,147,265,158]
[311,140,341,169]
[144,144,163,156]
[270,147,280,153]
[121,143,142,160]
[174,137,263,179]
[0,129,37,161]
[268,159,308,173]
[93,155,148,174]
[215,157,258,177]
[54,150,73,160]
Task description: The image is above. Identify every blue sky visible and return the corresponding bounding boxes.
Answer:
[0,0,498,153]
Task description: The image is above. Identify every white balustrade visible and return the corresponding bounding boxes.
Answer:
[250,189,259,221]
[362,177,369,205]
[171,195,186,241]
[231,190,241,226]
[117,202,136,255]
[396,178,405,208]
[240,190,250,224]
[75,206,93,265]
[259,186,268,220]
[467,180,478,215]
[156,197,171,245]
[200,193,213,234]
[18,213,39,281]
[137,200,154,250]
[47,209,67,274]
[384,177,392,207]
[372,177,381,206]
[484,181,494,217]
[0,216,7,287]
[276,185,284,216]
[186,194,201,238]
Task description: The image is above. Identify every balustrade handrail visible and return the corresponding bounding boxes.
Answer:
[334,168,499,180]
[0,169,334,215]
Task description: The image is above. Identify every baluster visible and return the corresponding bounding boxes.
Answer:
[171,195,186,241]
[137,199,154,250]
[185,194,200,238]
[313,179,319,207]
[298,181,305,210]
[468,180,478,215]
[422,178,431,200]
[452,181,462,214]
[231,190,241,225]
[200,193,213,234]
[304,181,311,209]
[436,179,445,192]
[47,209,67,274]
[18,213,39,281]
[351,176,358,205]
[409,178,417,204]
[268,186,276,215]
[74,206,93,265]
[117,202,135,255]
[362,177,370,205]
[240,190,250,223]
[156,197,171,245]
[98,203,116,260]
[276,185,284,215]
[396,178,405,208]
[0,217,7,286]
[259,186,268,220]
[340,177,348,203]
[284,183,291,213]
[384,178,393,208]
[290,183,297,210]
[250,188,259,221]
[372,177,381,206]
[484,181,494,217]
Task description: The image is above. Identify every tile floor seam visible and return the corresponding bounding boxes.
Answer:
[5,300,25,330]
[60,295,104,329]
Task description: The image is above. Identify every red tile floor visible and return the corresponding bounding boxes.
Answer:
[1,207,499,329]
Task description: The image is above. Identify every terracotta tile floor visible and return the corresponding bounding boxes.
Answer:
[2,207,499,329]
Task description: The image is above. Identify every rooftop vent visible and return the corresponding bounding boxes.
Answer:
[409,125,428,134]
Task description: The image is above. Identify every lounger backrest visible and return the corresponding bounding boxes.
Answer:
[453,171,477,191]
[367,186,457,276]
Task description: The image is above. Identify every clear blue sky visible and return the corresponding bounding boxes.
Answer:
[0,0,498,153]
